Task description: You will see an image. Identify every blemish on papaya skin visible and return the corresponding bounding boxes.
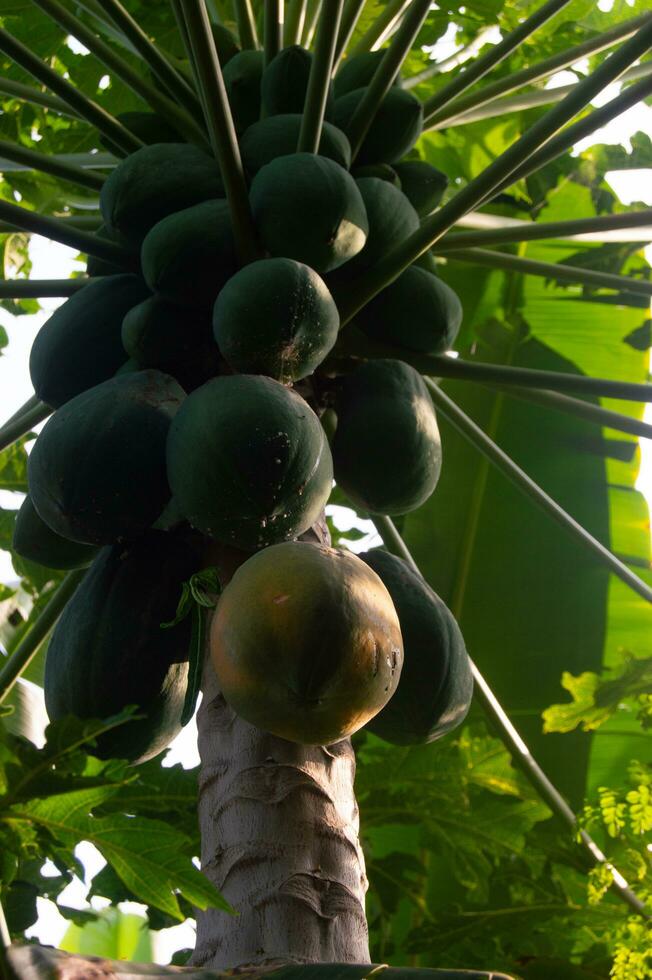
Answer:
[273,593,290,604]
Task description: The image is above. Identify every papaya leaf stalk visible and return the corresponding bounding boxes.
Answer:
[372,513,650,919]
[297,0,344,153]
[441,247,652,297]
[0,78,79,117]
[0,401,51,454]
[332,0,366,67]
[0,138,105,191]
[0,28,143,157]
[0,278,90,298]
[349,0,410,56]
[438,210,652,251]
[0,200,134,267]
[96,0,204,120]
[180,0,260,265]
[264,0,283,66]
[2,394,42,429]
[338,20,652,325]
[234,0,260,48]
[284,0,307,46]
[0,571,85,706]
[345,0,431,162]
[427,11,652,128]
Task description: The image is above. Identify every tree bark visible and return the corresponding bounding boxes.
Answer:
[190,657,370,970]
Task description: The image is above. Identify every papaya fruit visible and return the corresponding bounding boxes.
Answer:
[212,23,240,64]
[12,495,97,570]
[261,45,334,118]
[356,264,462,354]
[210,541,403,745]
[330,178,418,283]
[352,163,401,187]
[393,160,448,215]
[100,143,224,246]
[29,370,185,546]
[141,199,237,309]
[223,49,264,134]
[333,86,423,165]
[122,295,220,391]
[334,50,398,98]
[333,359,441,515]
[85,223,132,278]
[44,529,202,764]
[213,257,339,383]
[100,111,182,155]
[240,114,351,176]
[250,153,368,273]
[360,549,473,745]
[166,374,333,550]
[29,274,150,408]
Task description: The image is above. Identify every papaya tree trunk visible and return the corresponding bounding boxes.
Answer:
[191,653,371,970]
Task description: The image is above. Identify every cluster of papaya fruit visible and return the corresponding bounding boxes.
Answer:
[13,34,472,761]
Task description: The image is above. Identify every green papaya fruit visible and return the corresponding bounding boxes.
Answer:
[212,23,240,64]
[356,264,462,354]
[352,163,401,187]
[240,114,351,176]
[29,370,185,546]
[44,529,203,763]
[335,177,419,278]
[141,199,237,309]
[85,223,132,278]
[122,295,220,390]
[333,86,423,165]
[333,359,441,515]
[13,495,98,570]
[223,49,264,134]
[261,45,334,117]
[334,50,399,98]
[213,257,339,383]
[393,160,448,215]
[250,153,368,273]
[100,143,224,246]
[29,274,150,408]
[360,549,473,745]
[166,374,333,550]
[100,111,182,156]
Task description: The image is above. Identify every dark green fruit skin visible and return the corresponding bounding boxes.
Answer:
[333,359,441,515]
[334,50,399,98]
[213,257,340,383]
[359,549,473,745]
[212,23,240,64]
[393,160,448,216]
[86,223,133,278]
[122,295,220,391]
[100,111,182,155]
[356,264,463,354]
[29,274,150,408]
[241,115,351,176]
[250,153,369,274]
[29,370,186,546]
[352,163,401,187]
[333,87,423,165]
[13,495,97,570]
[223,50,264,134]
[330,178,419,285]
[141,199,237,309]
[100,143,224,246]
[167,374,333,550]
[261,45,334,118]
[44,529,202,764]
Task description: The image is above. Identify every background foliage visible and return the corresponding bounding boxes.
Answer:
[0,0,650,976]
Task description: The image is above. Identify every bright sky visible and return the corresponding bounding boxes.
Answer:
[1,24,651,964]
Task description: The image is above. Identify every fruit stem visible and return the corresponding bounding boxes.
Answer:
[424,11,652,128]
[0,27,143,157]
[372,514,650,920]
[337,19,652,325]
[96,0,205,122]
[345,0,431,163]
[0,401,52,454]
[332,0,365,67]
[349,0,410,56]
[423,0,572,127]
[233,0,260,49]
[297,0,344,153]
[264,0,283,66]
[0,278,91,299]
[0,199,135,268]
[0,138,105,192]
[0,571,86,706]
[174,1,260,266]
[441,246,652,298]
[32,0,209,149]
